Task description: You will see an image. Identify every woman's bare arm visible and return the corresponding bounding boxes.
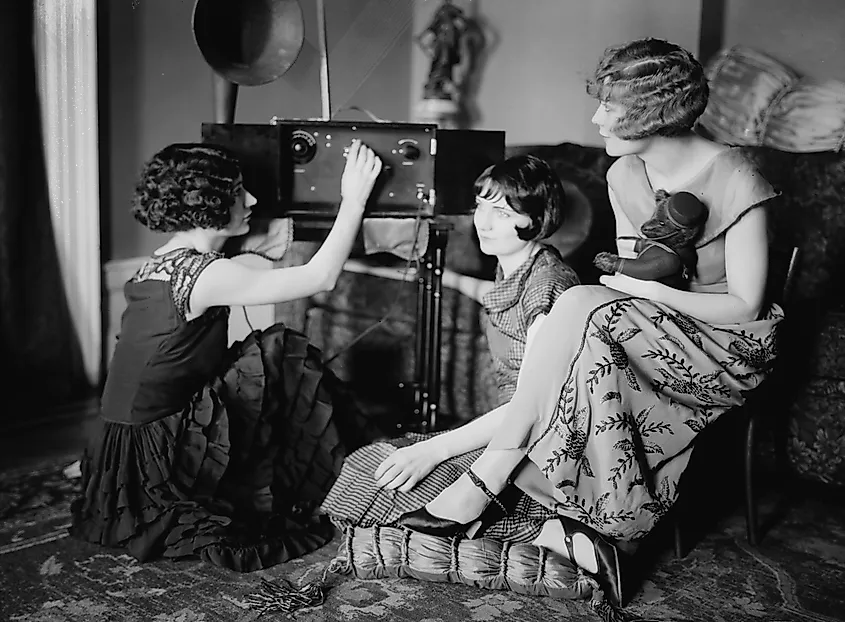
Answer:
[444,270,494,303]
[342,259,494,304]
[191,141,381,312]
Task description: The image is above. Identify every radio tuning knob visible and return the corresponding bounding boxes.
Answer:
[290,130,318,164]
[399,143,421,161]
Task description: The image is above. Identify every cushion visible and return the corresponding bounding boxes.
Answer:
[328,522,599,602]
[700,45,845,153]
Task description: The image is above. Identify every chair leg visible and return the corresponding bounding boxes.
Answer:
[673,518,684,559]
[744,411,758,546]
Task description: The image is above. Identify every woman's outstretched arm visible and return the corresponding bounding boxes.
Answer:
[343,260,494,304]
[190,141,382,311]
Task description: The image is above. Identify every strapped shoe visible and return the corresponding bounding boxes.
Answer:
[559,516,624,609]
[395,468,510,537]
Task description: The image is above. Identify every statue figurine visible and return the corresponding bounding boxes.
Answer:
[593,191,709,290]
[416,0,484,107]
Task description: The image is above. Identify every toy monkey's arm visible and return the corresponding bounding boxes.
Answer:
[616,245,683,280]
[595,236,647,274]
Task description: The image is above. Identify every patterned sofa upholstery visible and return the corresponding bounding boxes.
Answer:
[289,141,845,487]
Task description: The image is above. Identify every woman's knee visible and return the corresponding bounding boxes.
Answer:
[549,285,617,321]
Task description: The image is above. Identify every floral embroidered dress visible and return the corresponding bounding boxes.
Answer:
[70,248,382,571]
[319,245,579,527]
[494,147,784,541]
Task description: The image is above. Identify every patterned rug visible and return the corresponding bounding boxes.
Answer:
[1,460,844,622]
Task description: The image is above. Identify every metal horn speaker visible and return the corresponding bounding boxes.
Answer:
[192,0,305,122]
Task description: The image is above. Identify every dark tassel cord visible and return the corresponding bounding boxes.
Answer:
[591,598,629,622]
[243,578,325,615]
[242,556,349,616]
[591,596,668,622]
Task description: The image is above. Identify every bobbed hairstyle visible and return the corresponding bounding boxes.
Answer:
[586,37,709,140]
[473,154,565,241]
[131,143,243,233]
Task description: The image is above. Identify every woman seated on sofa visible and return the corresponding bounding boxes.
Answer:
[395,37,784,608]
[321,153,579,522]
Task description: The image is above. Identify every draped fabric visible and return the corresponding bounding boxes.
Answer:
[0,1,88,421]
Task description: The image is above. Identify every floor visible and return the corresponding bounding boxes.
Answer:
[2,398,844,621]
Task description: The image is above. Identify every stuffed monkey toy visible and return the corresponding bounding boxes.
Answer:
[594,190,708,289]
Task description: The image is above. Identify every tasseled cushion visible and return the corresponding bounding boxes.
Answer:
[330,523,598,600]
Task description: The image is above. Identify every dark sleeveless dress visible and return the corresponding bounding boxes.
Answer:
[70,248,383,571]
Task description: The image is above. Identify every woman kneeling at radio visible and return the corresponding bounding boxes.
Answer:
[70,140,388,571]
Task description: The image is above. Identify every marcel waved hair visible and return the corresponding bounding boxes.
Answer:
[586,37,709,140]
[473,154,565,241]
[132,143,242,233]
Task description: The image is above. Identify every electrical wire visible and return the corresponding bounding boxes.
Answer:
[237,205,429,362]
[242,305,255,333]
[323,209,427,364]
[335,105,389,123]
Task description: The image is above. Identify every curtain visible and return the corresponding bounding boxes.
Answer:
[35,0,102,387]
[0,1,90,422]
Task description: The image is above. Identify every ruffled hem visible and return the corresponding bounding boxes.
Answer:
[71,323,382,571]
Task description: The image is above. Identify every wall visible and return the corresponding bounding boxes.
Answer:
[103,0,845,260]
[722,0,845,82]
[411,0,702,148]
[103,0,414,261]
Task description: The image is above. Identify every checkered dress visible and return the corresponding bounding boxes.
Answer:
[482,245,580,405]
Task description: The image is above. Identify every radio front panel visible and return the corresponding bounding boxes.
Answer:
[201,120,505,219]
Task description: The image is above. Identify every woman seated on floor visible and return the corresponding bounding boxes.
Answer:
[70,140,388,571]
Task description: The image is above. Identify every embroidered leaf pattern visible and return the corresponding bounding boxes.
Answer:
[658,333,684,349]
[581,455,594,478]
[586,356,614,392]
[685,418,706,433]
[534,296,780,540]
[601,391,622,403]
[595,412,632,434]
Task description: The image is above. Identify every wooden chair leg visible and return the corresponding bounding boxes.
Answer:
[744,411,758,546]
[673,518,684,559]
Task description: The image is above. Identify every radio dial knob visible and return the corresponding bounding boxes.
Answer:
[399,143,421,161]
[290,130,317,164]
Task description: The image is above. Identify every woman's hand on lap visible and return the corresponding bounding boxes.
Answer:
[374,442,445,492]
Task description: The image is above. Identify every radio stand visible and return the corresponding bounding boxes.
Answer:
[402,219,452,433]
[295,217,453,434]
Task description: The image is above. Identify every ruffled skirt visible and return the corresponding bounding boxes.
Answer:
[70,324,384,571]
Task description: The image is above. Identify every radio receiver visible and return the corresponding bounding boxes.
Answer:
[201,120,505,219]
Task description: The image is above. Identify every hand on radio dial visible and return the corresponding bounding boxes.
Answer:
[340,139,382,211]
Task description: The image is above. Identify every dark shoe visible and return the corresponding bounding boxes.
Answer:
[395,507,469,537]
[396,469,511,538]
[559,516,623,609]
